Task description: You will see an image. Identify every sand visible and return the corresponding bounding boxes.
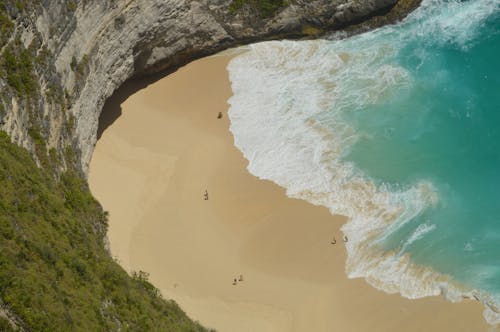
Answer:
[88,53,492,332]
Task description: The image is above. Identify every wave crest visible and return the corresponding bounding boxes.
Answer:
[227,0,500,324]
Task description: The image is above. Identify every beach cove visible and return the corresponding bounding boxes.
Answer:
[88,53,490,331]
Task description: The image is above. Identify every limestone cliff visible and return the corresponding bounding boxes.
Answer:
[0,1,423,330]
[0,0,419,175]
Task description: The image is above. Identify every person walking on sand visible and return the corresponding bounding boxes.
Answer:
[331,237,336,245]
[343,235,348,243]
[232,278,237,285]
[238,274,244,282]
[204,190,209,200]
[217,112,223,119]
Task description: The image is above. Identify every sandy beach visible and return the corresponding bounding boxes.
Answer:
[89,53,491,331]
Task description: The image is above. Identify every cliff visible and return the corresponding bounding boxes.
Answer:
[0,0,419,175]
[0,0,420,330]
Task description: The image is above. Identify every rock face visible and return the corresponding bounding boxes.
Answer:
[0,0,418,175]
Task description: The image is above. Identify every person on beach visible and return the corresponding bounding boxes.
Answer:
[217,112,223,119]
[343,235,348,242]
[204,190,209,200]
[331,237,336,245]
[238,274,244,282]
[233,278,237,285]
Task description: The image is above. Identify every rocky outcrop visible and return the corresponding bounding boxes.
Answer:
[0,0,420,175]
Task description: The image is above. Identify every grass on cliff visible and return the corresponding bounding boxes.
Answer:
[0,8,14,48]
[229,0,289,17]
[0,131,210,332]
[1,43,38,98]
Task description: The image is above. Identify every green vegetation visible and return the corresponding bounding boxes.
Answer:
[35,46,51,68]
[1,44,38,97]
[67,0,76,11]
[27,125,49,167]
[0,1,14,48]
[70,56,78,71]
[0,132,210,331]
[229,0,289,17]
[0,317,16,332]
[0,0,42,48]
[14,0,23,12]
[71,54,89,79]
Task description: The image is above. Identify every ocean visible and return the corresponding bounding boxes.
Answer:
[227,0,500,323]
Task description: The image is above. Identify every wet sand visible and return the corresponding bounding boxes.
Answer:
[89,53,491,332]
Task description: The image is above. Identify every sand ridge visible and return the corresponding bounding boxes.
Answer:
[89,53,491,332]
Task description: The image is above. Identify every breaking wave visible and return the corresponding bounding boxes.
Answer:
[227,0,500,324]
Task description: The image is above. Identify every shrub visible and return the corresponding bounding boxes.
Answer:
[0,131,209,331]
[1,45,38,97]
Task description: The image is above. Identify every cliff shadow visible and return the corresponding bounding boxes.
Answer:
[97,68,182,140]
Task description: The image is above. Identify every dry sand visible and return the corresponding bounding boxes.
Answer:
[89,53,492,332]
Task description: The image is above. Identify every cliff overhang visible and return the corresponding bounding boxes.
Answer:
[0,0,420,175]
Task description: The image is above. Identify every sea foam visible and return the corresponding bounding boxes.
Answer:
[227,0,500,324]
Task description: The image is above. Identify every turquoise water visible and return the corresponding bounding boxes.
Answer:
[228,0,500,322]
[343,2,500,300]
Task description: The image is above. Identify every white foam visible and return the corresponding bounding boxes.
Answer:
[398,222,436,255]
[228,37,452,301]
[404,0,500,49]
[226,0,500,324]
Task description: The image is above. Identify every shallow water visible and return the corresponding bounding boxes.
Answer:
[227,0,500,323]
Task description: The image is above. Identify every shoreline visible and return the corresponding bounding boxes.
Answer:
[89,53,489,331]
